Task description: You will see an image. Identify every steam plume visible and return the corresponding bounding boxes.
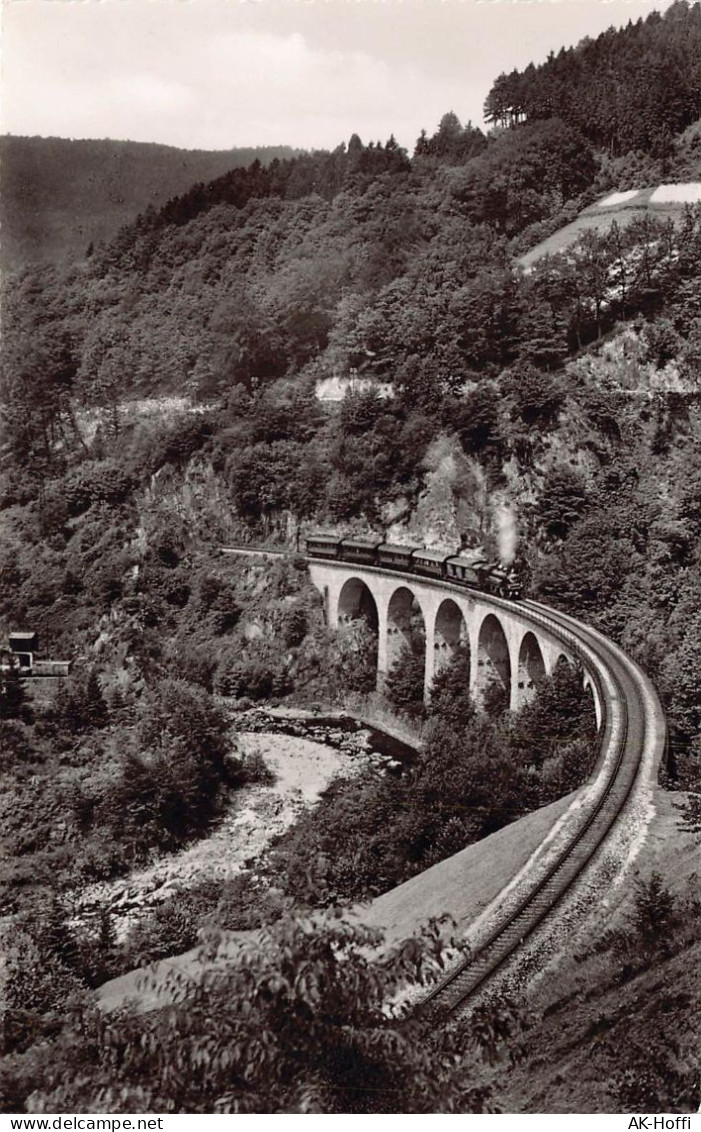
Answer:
[494,503,518,566]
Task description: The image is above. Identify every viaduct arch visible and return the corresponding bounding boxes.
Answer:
[309,560,603,725]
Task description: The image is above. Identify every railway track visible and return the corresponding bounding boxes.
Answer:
[220,545,287,559]
[415,596,664,1019]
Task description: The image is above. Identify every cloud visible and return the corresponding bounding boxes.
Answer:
[110,75,195,115]
[3,0,677,152]
[207,30,400,124]
[198,29,472,148]
[2,66,197,147]
[1,1,475,150]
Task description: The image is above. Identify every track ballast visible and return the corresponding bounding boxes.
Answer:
[415,596,662,1019]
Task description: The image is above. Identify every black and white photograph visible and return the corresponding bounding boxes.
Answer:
[1,0,700,1116]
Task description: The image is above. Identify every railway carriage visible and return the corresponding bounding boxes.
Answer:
[376,543,416,571]
[306,534,341,560]
[445,555,490,588]
[339,537,382,566]
[304,535,524,599]
[411,548,452,579]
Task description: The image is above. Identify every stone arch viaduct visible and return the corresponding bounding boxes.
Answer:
[307,560,603,726]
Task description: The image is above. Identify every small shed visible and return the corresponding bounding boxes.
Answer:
[8,632,38,669]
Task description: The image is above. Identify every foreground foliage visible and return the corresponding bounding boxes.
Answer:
[1,914,507,1114]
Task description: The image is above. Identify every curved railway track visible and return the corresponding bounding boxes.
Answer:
[415,595,664,1019]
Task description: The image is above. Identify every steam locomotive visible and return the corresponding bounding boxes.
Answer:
[306,535,523,600]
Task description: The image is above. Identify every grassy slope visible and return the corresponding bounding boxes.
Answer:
[518,188,700,268]
[0,135,298,270]
[493,790,700,1113]
[358,791,577,944]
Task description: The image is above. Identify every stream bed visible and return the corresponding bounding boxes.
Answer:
[74,721,400,940]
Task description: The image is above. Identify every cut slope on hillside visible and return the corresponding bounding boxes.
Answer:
[0,135,298,270]
[357,790,576,944]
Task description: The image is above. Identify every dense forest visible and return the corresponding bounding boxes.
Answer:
[485,0,701,157]
[0,136,299,270]
[1,0,700,1114]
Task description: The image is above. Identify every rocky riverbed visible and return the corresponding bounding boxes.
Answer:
[73,727,388,940]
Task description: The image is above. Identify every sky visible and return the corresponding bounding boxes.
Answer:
[2,0,677,153]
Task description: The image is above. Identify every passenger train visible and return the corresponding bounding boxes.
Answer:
[306,535,523,600]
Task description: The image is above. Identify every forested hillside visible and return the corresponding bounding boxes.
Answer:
[0,135,298,270]
[485,0,701,157]
[1,0,700,1113]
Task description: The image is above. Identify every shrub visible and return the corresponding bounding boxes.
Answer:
[3,897,84,1026]
[538,466,591,539]
[452,386,501,455]
[216,642,291,701]
[85,679,237,860]
[628,871,678,958]
[103,738,223,856]
[643,318,682,367]
[60,461,135,518]
[334,621,378,695]
[0,720,35,768]
[48,669,109,738]
[279,604,308,648]
[117,888,214,970]
[0,666,26,721]
[506,363,565,428]
[428,645,475,729]
[127,416,212,477]
[138,563,191,607]
[10,915,494,1114]
[163,639,217,690]
[510,660,597,774]
[482,678,510,717]
[385,640,426,720]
